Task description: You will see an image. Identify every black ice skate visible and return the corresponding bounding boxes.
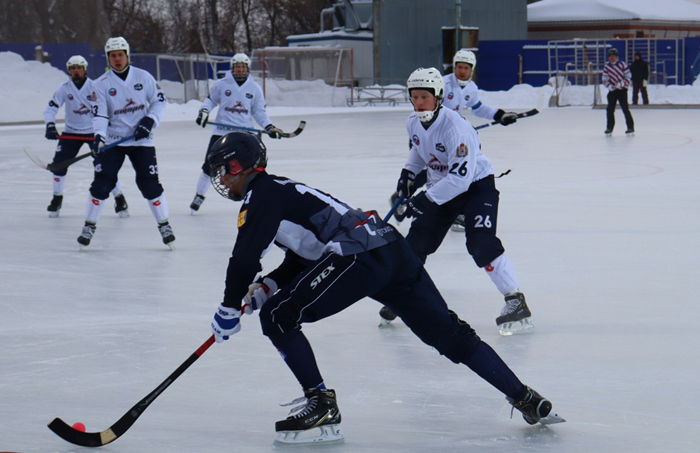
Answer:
[378,305,397,327]
[158,221,176,250]
[604,129,612,137]
[625,129,635,136]
[190,194,205,213]
[114,193,129,218]
[274,388,344,445]
[507,386,565,425]
[77,222,96,248]
[450,214,466,232]
[47,194,63,218]
[496,292,534,335]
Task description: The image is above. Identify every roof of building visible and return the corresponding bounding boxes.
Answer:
[528,0,700,22]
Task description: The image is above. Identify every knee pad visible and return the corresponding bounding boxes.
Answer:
[466,230,505,268]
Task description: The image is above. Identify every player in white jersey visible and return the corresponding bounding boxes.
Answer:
[43,55,128,218]
[381,67,533,335]
[77,37,175,249]
[442,49,518,126]
[189,52,282,213]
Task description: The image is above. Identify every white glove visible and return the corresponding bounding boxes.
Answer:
[264,124,283,139]
[241,277,278,315]
[211,304,241,343]
[195,108,209,128]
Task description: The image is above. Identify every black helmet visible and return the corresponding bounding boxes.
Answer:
[207,132,267,200]
[608,48,619,57]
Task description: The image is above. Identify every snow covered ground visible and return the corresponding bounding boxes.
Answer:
[2,52,700,452]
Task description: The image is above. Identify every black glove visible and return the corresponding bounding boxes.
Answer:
[45,122,59,140]
[404,192,433,219]
[494,109,517,126]
[91,134,105,156]
[134,116,155,141]
[265,124,283,139]
[396,168,416,198]
[195,108,209,127]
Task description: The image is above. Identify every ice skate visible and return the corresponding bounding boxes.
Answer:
[77,222,96,249]
[604,129,612,137]
[47,194,63,218]
[507,386,565,425]
[625,129,635,136]
[450,214,466,232]
[496,292,533,335]
[378,305,397,327]
[190,194,205,214]
[274,388,344,445]
[114,193,129,218]
[158,221,176,250]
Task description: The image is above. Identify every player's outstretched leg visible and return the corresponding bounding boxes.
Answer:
[496,292,533,335]
[274,388,343,445]
[47,194,63,218]
[507,386,565,425]
[114,193,129,218]
[190,193,205,214]
[378,305,397,326]
[77,221,96,248]
[158,221,176,250]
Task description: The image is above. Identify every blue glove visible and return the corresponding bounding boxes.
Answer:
[265,124,283,139]
[396,168,416,198]
[241,277,278,315]
[90,134,105,156]
[134,116,155,141]
[494,109,517,126]
[195,108,209,127]
[404,192,433,219]
[45,123,59,140]
[211,303,241,343]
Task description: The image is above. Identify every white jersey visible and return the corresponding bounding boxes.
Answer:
[43,78,96,134]
[442,73,497,121]
[404,107,494,205]
[201,72,272,135]
[91,66,167,147]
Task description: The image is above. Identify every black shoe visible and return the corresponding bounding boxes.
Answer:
[47,195,63,217]
[625,129,635,135]
[507,386,552,425]
[604,129,612,136]
[190,194,205,213]
[276,388,342,433]
[114,193,129,217]
[77,222,96,247]
[158,221,176,248]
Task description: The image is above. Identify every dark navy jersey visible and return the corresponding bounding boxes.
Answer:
[223,173,400,308]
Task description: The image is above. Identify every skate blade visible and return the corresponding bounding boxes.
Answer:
[539,411,566,425]
[450,225,465,233]
[498,317,534,336]
[378,317,394,327]
[166,242,176,251]
[273,424,344,446]
[626,132,635,136]
[117,210,130,218]
[48,212,59,218]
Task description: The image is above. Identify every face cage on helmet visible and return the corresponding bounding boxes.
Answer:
[210,159,257,201]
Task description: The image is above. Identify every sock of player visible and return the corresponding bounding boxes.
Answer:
[277,332,325,391]
[148,194,170,223]
[111,179,124,197]
[85,195,106,223]
[52,174,66,195]
[484,254,519,295]
[196,171,211,196]
[462,341,525,399]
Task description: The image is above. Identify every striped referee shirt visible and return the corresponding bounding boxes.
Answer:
[602,60,631,91]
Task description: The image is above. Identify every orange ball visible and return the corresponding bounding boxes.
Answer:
[72,422,86,432]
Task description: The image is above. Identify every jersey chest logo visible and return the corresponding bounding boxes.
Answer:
[225,90,232,97]
[412,134,420,146]
[134,83,143,91]
[456,143,469,157]
[447,92,454,100]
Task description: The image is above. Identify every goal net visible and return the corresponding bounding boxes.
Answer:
[155,54,229,103]
[251,46,354,106]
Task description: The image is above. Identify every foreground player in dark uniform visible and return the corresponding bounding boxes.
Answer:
[206,132,564,445]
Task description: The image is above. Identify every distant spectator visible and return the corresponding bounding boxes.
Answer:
[630,52,649,105]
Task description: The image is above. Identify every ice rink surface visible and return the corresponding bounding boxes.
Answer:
[1,106,699,452]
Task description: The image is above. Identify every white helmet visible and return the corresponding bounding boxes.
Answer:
[66,55,88,70]
[105,36,130,62]
[231,53,251,82]
[407,67,444,123]
[453,49,476,86]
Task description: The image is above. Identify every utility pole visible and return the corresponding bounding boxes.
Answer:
[456,0,462,53]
